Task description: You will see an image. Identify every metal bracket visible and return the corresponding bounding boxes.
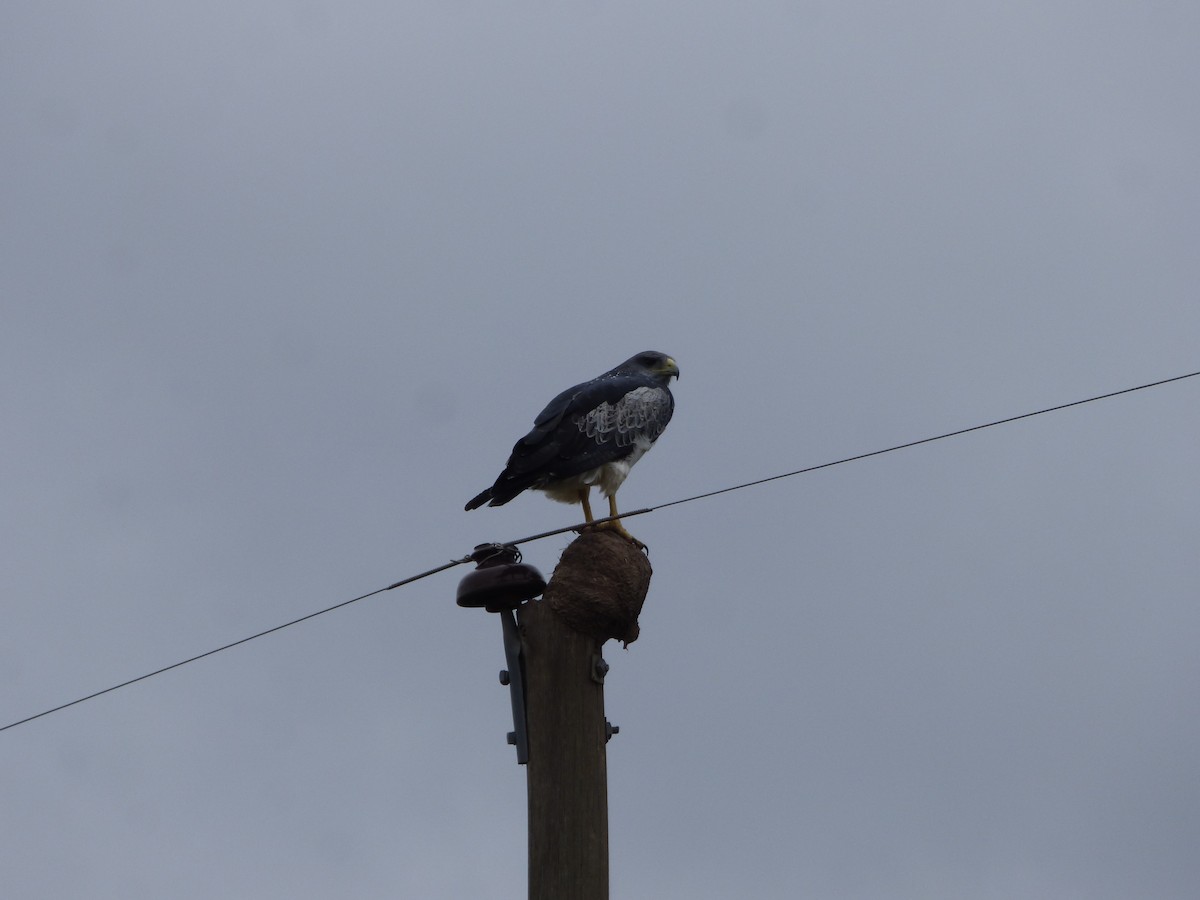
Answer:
[456,542,545,766]
[591,654,610,685]
[498,607,529,765]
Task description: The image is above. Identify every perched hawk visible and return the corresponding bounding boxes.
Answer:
[465,351,679,542]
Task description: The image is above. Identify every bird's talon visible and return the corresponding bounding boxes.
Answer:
[592,519,647,551]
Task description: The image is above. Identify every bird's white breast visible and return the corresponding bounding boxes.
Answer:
[536,433,654,503]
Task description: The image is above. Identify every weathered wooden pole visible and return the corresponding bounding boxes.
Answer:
[519,529,652,900]
[520,597,609,898]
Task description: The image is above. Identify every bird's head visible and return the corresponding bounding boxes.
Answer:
[616,350,680,383]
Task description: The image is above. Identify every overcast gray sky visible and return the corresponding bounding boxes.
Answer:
[3,2,1198,898]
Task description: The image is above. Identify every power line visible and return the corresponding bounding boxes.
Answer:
[648,368,1200,511]
[505,368,1200,543]
[2,368,1196,735]
[0,561,467,734]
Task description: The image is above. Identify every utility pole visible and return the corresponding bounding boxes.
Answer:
[521,596,610,900]
[458,530,651,900]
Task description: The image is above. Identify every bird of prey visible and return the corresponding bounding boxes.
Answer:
[465,351,679,543]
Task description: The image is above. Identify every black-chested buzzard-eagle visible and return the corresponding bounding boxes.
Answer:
[465,351,679,542]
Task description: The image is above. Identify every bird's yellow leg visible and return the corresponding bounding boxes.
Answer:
[578,487,594,522]
[597,493,645,549]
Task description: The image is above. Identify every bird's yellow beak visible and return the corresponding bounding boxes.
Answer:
[661,357,680,380]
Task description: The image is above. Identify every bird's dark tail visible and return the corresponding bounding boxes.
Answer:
[464,488,494,511]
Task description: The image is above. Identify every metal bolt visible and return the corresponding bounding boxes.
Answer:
[592,657,610,684]
[605,720,620,742]
[499,669,510,686]
[507,731,517,745]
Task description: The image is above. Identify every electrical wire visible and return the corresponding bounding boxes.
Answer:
[503,368,1200,544]
[0,560,469,734]
[2,368,1196,734]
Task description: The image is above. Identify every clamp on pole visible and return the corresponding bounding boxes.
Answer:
[456,543,547,766]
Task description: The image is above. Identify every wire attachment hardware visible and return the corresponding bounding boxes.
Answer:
[456,543,547,765]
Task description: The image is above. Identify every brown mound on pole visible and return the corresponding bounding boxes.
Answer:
[542,529,653,645]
